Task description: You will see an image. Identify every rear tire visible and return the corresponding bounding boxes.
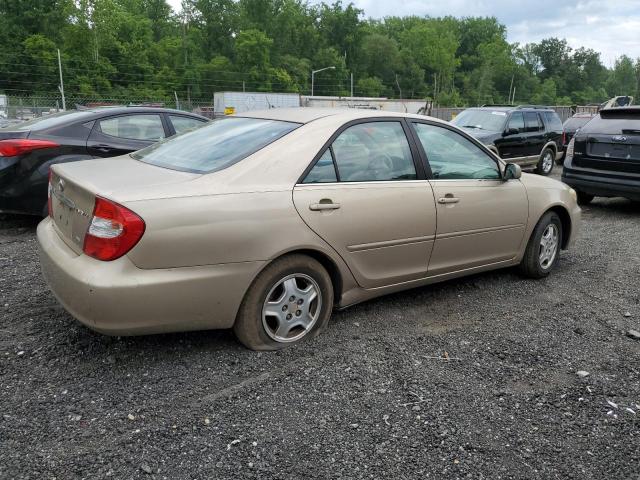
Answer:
[535,147,555,176]
[518,212,563,279]
[576,191,594,205]
[233,254,334,351]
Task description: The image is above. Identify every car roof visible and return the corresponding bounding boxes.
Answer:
[467,106,556,113]
[86,106,208,118]
[234,107,444,124]
[1,107,209,132]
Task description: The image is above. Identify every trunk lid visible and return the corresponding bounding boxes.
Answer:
[575,134,640,174]
[50,155,199,253]
[0,130,29,140]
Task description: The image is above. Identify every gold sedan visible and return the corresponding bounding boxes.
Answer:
[37,109,581,350]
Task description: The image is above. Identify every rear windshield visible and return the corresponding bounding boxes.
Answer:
[580,114,640,135]
[132,117,300,173]
[5,110,93,131]
[451,109,508,132]
[564,116,593,131]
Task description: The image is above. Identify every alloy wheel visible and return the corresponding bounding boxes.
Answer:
[542,151,554,173]
[538,224,559,269]
[261,273,322,343]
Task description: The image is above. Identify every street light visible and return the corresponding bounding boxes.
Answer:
[311,66,335,97]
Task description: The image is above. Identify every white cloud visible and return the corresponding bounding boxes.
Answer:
[165,0,640,65]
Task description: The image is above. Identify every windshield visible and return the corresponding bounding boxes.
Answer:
[451,109,508,132]
[132,116,300,173]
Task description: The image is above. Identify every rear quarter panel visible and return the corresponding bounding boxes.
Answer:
[124,190,359,291]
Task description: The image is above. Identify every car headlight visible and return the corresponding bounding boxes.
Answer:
[569,187,577,202]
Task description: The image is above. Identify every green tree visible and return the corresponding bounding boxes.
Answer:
[356,76,384,97]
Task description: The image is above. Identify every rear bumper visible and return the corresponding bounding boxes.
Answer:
[37,218,264,335]
[562,166,640,201]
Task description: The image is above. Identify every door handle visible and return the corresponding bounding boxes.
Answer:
[437,196,460,204]
[309,201,341,211]
[93,144,115,153]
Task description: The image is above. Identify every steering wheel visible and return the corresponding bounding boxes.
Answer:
[369,152,394,177]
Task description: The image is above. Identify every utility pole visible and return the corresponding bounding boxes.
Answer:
[395,74,402,99]
[433,73,437,106]
[350,73,354,98]
[508,73,515,104]
[57,49,66,111]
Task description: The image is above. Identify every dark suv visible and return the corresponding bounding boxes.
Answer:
[562,107,640,204]
[451,105,564,175]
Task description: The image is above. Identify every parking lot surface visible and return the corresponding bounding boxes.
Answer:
[1,172,639,479]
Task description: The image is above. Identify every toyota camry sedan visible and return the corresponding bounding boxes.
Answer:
[38,108,581,350]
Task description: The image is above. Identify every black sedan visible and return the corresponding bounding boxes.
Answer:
[0,107,209,216]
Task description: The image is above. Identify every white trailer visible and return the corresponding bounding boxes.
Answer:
[213,92,300,115]
[300,95,431,115]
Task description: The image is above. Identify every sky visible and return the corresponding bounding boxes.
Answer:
[166,0,640,66]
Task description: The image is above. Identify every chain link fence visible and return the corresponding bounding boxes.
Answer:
[1,94,600,124]
[0,95,217,121]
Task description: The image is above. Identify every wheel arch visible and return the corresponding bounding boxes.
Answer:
[541,141,557,155]
[284,249,343,305]
[253,248,345,307]
[547,205,572,249]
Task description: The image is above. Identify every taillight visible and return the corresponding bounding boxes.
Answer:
[47,170,53,217]
[566,138,575,161]
[83,197,145,261]
[0,139,59,157]
[562,132,566,146]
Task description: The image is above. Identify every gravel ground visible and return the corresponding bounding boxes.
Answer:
[1,171,640,479]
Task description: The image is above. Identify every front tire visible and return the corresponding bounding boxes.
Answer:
[535,147,555,176]
[233,254,334,351]
[518,212,563,279]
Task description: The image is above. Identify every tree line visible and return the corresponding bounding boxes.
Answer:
[1,0,639,106]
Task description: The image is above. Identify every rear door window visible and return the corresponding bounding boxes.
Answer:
[303,149,338,183]
[507,112,525,132]
[98,114,166,141]
[169,115,208,135]
[330,122,417,182]
[133,117,299,173]
[524,112,542,132]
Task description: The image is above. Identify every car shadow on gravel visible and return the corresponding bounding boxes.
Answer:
[0,213,41,231]
[582,197,640,216]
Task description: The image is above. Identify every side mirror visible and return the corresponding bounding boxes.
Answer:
[504,163,522,180]
[503,127,519,136]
